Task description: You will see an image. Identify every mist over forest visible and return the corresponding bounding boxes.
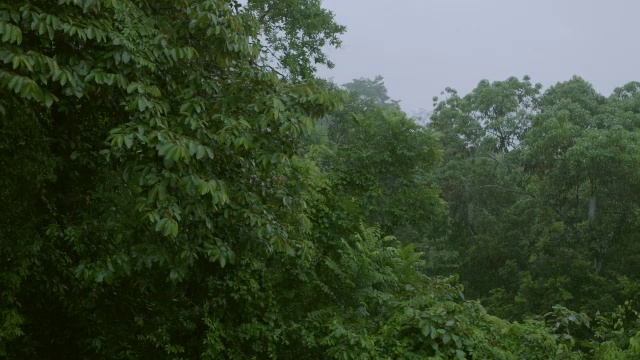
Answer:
[2,1,640,358]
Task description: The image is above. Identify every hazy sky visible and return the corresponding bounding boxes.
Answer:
[316,0,640,115]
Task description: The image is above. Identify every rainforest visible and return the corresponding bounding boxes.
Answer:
[1,1,640,358]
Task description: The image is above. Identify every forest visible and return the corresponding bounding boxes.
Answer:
[1,0,640,358]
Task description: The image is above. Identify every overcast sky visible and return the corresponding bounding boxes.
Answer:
[316,0,640,115]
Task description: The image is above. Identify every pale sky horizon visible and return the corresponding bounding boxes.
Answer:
[316,0,640,116]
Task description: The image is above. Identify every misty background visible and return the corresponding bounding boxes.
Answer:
[317,0,640,116]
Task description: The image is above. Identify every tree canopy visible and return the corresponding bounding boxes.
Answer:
[2,1,640,359]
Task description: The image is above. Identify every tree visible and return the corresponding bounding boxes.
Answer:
[245,0,346,80]
[318,78,447,245]
[342,75,400,108]
[0,0,341,357]
[428,76,541,292]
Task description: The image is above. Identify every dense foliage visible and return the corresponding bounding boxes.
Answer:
[1,0,639,358]
[429,76,640,358]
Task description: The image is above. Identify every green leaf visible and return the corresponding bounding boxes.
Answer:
[196,145,205,159]
[170,219,178,237]
[124,135,133,148]
[198,181,209,195]
[147,184,158,204]
[0,22,22,44]
[169,269,179,281]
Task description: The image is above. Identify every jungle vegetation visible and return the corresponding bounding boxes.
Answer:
[1,0,640,358]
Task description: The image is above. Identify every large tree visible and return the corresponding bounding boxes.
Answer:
[0,0,342,357]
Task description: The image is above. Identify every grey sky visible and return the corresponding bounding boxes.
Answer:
[316,0,640,115]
